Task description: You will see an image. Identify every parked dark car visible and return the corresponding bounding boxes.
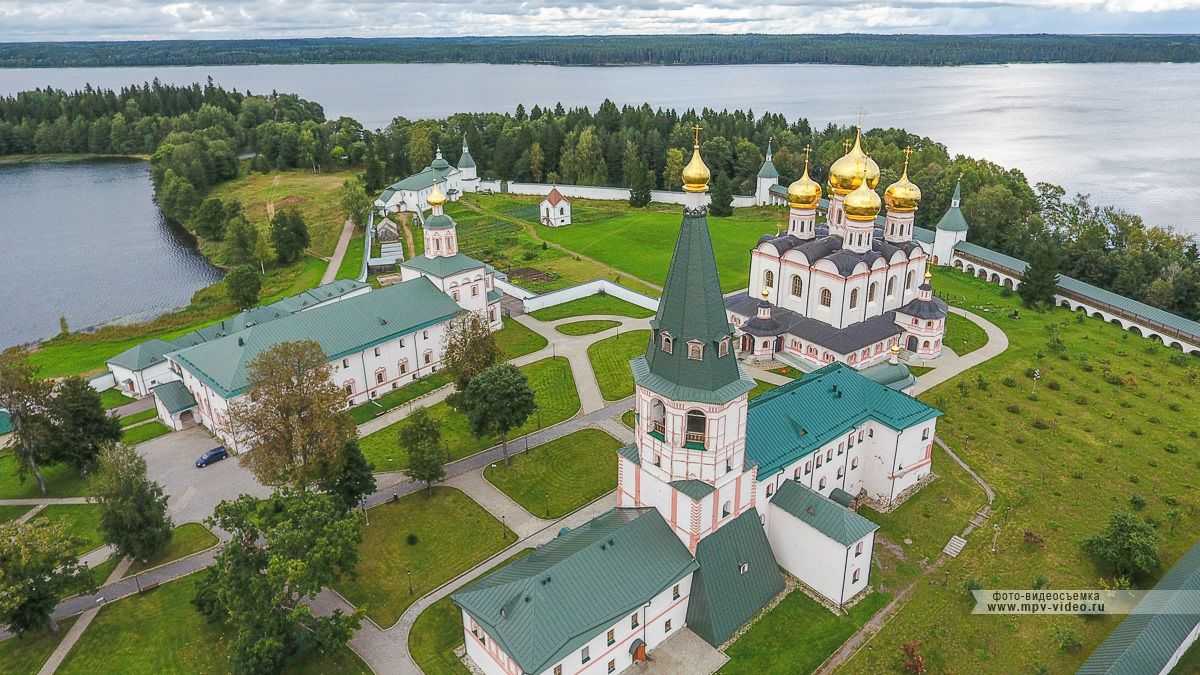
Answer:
[195,446,228,468]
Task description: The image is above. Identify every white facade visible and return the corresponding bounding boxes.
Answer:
[767,505,874,606]
[375,144,480,215]
[540,188,572,227]
[463,575,693,675]
[110,360,177,398]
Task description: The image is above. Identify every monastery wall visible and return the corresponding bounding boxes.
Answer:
[476,179,755,208]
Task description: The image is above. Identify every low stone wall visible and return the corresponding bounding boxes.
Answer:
[520,280,660,313]
[475,179,755,208]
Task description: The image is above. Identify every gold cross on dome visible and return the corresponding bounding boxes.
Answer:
[902,146,913,160]
[692,124,702,146]
[842,138,851,154]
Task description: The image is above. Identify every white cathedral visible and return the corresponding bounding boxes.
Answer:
[451,131,941,675]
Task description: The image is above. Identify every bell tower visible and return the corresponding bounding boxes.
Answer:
[423,181,458,258]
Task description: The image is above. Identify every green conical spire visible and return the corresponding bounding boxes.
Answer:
[935,176,968,233]
[635,209,752,402]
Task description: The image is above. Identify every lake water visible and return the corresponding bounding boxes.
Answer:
[0,160,221,348]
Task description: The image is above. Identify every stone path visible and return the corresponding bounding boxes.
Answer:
[911,306,1008,395]
[322,217,357,285]
[108,396,155,419]
[35,557,132,675]
[446,470,551,539]
[0,496,90,506]
[355,384,456,437]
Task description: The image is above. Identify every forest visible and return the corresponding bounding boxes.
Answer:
[2,84,1197,324]
[2,34,1200,68]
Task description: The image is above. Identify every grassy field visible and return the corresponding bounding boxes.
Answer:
[360,357,580,470]
[409,548,535,675]
[908,365,934,377]
[336,487,517,627]
[125,523,218,576]
[121,421,172,445]
[484,429,620,519]
[494,318,549,359]
[529,294,656,321]
[587,330,650,400]
[555,319,621,336]
[0,454,91,499]
[336,230,365,280]
[100,389,135,409]
[840,267,1200,674]
[621,410,635,429]
[749,379,778,399]
[721,591,890,674]
[944,311,989,357]
[33,505,103,556]
[118,408,157,427]
[0,504,31,523]
[55,574,368,675]
[348,371,453,425]
[0,617,76,675]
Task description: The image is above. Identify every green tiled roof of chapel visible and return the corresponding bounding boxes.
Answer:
[935,180,969,232]
[452,508,697,675]
[746,363,941,477]
[400,253,486,278]
[757,156,779,179]
[771,480,878,546]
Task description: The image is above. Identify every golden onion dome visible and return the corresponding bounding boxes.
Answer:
[884,152,922,212]
[828,128,880,196]
[843,180,882,222]
[427,182,447,207]
[787,163,822,210]
[681,127,711,193]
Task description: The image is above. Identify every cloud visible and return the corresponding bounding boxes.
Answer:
[1,0,1199,40]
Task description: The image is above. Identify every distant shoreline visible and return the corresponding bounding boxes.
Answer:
[0,153,149,165]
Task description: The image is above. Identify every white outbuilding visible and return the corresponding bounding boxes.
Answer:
[540,187,571,227]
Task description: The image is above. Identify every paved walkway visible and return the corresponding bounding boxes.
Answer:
[446,470,551,538]
[322,218,357,285]
[0,496,90,506]
[355,384,456,437]
[109,396,155,418]
[36,556,132,675]
[911,306,1008,395]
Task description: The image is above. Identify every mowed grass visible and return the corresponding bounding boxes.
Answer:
[336,486,517,627]
[409,548,535,675]
[494,318,549,360]
[555,319,621,336]
[587,330,650,400]
[335,230,365,280]
[100,388,135,409]
[359,357,579,470]
[121,421,172,445]
[944,310,989,356]
[748,379,778,399]
[0,453,91,499]
[0,505,31,523]
[118,408,157,427]
[536,198,784,292]
[529,294,655,321]
[348,371,453,425]
[0,617,76,675]
[484,429,620,519]
[720,591,889,674]
[125,523,218,576]
[33,505,104,556]
[56,574,369,675]
[840,267,1200,675]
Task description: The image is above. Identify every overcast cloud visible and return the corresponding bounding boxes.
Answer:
[1,0,1199,41]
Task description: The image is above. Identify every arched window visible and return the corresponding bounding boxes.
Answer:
[886,277,896,297]
[907,270,915,289]
[423,350,432,364]
[721,501,732,518]
[650,399,666,436]
[820,288,832,307]
[685,410,706,447]
[848,353,858,364]
[849,289,859,309]
[763,270,774,288]
[718,337,730,357]
[791,275,803,297]
[766,484,774,497]
[868,282,878,302]
[661,332,673,354]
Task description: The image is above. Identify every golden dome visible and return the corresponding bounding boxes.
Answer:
[843,180,881,222]
[427,182,447,207]
[787,160,822,210]
[681,125,710,193]
[828,128,880,196]
[884,150,922,212]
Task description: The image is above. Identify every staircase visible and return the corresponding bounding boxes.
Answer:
[943,535,967,558]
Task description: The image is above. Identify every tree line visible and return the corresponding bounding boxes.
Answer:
[3,34,1200,68]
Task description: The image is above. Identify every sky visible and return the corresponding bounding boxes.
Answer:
[2,0,1200,41]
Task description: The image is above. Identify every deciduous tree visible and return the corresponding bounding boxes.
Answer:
[339,176,372,227]
[0,519,88,634]
[462,364,536,465]
[193,196,228,240]
[400,408,446,493]
[46,376,121,473]
[1083,511,1160,580]
[229,340,354,488]
[0,348,55,494]
[93,443,173,562]
[225,265,261,309]
[270,208,310,264]
[442,313,502,394]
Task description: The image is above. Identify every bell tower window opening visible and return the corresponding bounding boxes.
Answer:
[661,332,673,354]
[763,270,774,289]
[649,399,666,438]
[687,341,704,361]
[685,410,706,448]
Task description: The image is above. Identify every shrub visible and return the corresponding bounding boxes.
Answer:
[406,533,419,545]
[1024,530,1045,547]
[1074,395,1088,405]
[1130,495,1146,511]
[1002,376,1017,388]
[1071,472,1084,480]
[1032,419,1050,430]
[1132,428,1144,436]
[1047,380,1061,391]
[1033,575,1049,589]
[1148,416,1161,424]
[1052,625,1082,653]
[1027,393,1040,402]
[1128,474,1140,484]
[964,578,983,598]
[901,641,927,674]
[1081,362,1095,372]
[1165,444,1179,454]
[1006,404,1021,414]
[975,375,989,391]
[1168,402,1182,412]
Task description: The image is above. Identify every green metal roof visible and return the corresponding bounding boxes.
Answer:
[746,363,941,477]
[1078,540,1200,675]
[670,479,715,501]
[859,360,916,392]
[954,241,1028,274]
[913,226,935,244]
[400,253,486,279]
[107,339,176,371]
[172,277,462,398]
[424,213,455,230]
[486,288,502,304]
[686,508,785,646]
[152,380,196,414]
[458,143,476,169]
[637,208,748,403]
[829,487,855,507]
[771,480,878,546]
[617,443,640,466]
[452,508,697,675]
[935,181,969,232]
[631,356,755,406]
[0,410,11,435]
[384,163,454,192]
[757,158,779,179]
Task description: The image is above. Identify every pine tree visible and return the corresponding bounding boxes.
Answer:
[709,173,734,217]
[629,162,653,207]
[1018,238,1060,309]
[319,439,376,511]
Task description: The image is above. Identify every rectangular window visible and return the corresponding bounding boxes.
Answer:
[607,629,615,646]
[423,330,429,339]
[665,619,673,632]
[855,541,864,557]
[376,371,385,384]
[819,477,827,490]
[673,584,680,600]
[342,359,349,368]
[374,347,381,357]
[608,660,616,674]
[793,467,801,480]
[581,646,590,664]
[631,613,639,629]
[399,338,405,347]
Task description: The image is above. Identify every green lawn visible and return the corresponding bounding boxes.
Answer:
[768,365,805,379]
[720,591,890,674]
[100,389,135,410]
[118,408,157,428]
[749,379,778,399]
[586,330,650,400]
[348,371,453,425]
[494,318,549,360]
[125,523,219,576]
[909,365,934,377]
[944,311,989,356]
[0,505,31,523]
[536,199,783,293]
[840,267,1200,674]
[0,454,91,499]
[484,429,620,519]
[336,231,365,281]
[360,357,580,471]
[56,574,368,675]
[409,548,535,675]
[1177,640,1200,674]
[0,617,76,675]
[33,505,104,556]
[529,294,656,321]
[121,421,172,445]
[336,486,517,627]
[555,319,621,336]
[621,409,635,429]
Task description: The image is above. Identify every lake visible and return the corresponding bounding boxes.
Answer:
[0,160,221,349]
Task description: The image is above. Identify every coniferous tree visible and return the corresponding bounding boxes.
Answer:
[46,377,121,473]
[319,439,376,511]
[709,173,734,217]
[1018,238,1060,309]
[629,162,653,207]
